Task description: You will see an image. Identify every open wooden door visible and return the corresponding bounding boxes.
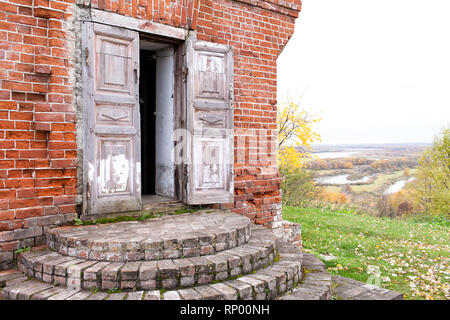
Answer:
[82,22,141,215]
[184,35,234,204]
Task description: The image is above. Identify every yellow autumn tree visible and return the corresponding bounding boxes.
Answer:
[277,98,322,207]
[412,126,450,216]
[277,98,321,170]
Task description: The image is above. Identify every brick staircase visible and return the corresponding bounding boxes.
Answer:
[0,210,402,300]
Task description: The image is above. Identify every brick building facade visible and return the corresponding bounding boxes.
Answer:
[0,0,301,269]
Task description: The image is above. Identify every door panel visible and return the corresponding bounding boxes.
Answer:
[82,22,141,215]
[97,137,134,195]
[185,35,234,204]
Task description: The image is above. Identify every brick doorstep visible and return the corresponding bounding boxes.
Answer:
[46,211,252,262]
[0,236,304,300]
[17,225,279,291]
[1,240,403,301]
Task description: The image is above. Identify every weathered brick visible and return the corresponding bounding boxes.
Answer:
[120,261,141,280]
[209,282,238,300]
[223,280,253,300]
[13,227,42,240]
[101,262,124,281]
[138,261,157,281]
[178,288,203,300]
[157,260,177,279]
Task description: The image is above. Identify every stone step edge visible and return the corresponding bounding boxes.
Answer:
[278,253,332,300]
[331,275,403,300]
[280,253,404,300]
[1,242,303,300]
[46,212,253,262]
[17,231,281,291]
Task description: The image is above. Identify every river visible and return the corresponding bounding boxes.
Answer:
[383,177,415,194]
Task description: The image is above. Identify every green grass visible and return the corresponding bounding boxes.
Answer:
[14,247,31,254]
[283,207,450,300]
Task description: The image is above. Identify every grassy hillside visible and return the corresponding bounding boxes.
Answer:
[283,207,449,300]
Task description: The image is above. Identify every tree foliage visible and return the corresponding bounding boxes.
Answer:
[317,190,349,205]
[377,189,420,218]
[280,166,322,207]
[277,98,322,207]
[277,98,321,170]
[412,127,450,216]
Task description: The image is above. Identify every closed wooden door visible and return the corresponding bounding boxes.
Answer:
[82,22,141,215]
[184,35,234,204]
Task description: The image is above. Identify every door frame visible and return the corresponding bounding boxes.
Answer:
[81,11,189,217]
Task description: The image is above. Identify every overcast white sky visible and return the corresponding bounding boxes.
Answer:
[277,0,450,145]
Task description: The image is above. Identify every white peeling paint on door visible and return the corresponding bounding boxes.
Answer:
[99,154,130,194]
[82,22,141,215]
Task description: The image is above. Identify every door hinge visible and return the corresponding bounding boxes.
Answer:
[85,47,89,66]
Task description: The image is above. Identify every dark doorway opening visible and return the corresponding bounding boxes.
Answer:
[138,38,176,202]
[139,50,156,195]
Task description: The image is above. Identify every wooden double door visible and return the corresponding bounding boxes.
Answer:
[82,22,234,216]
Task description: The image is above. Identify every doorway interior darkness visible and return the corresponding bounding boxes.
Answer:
[139,49,156,195]
[139,38,175,199]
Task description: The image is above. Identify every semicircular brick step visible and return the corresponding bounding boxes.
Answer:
[1,241,304,300]
[17,225,278,291]
[0,251,403,300]
[46,211,252,261]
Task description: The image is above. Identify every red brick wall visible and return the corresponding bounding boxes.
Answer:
[0,0,79,269]
[0,0,301,269]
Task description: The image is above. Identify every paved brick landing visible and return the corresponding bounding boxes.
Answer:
[47,210,251,261]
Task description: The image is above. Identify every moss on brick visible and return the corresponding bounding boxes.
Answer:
[68,207,201,226]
